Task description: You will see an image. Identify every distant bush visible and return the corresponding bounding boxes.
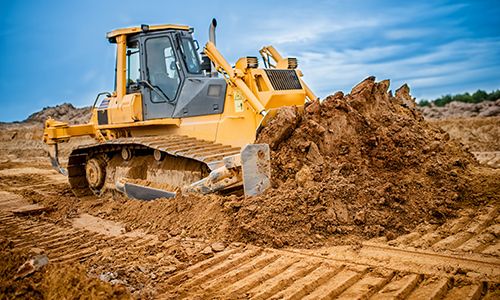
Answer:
[418,89,500,107]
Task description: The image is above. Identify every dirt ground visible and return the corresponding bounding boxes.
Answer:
[429,117,500,168]
[0,79,499,299]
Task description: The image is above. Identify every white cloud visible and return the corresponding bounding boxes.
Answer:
[248,17,383,46]
[296,37,500,99]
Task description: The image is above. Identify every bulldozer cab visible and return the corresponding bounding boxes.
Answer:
[110,25,227,121]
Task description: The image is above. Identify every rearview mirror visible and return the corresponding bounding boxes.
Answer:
[200,54,211,72]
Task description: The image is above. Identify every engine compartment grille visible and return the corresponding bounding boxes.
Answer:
[265,69,302,90]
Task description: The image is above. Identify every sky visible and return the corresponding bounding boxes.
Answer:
[1,0,499,121]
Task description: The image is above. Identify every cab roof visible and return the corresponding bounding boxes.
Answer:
[106,24,191,42]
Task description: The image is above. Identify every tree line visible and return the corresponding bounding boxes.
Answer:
[418,89,500,107]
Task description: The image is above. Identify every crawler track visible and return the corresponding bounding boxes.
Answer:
[67,135,241,196]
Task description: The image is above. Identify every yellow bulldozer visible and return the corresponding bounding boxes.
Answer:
[43,19,317,200]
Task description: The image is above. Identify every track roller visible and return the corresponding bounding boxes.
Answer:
[121,148,133,160]
[85,156,107,191]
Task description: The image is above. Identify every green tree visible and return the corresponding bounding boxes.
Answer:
[417,89,500,107]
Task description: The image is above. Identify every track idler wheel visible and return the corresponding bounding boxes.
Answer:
[85,157,107,192]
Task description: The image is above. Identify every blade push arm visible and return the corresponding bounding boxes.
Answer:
[204,41,267,116]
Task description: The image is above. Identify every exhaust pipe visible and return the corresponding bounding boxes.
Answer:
[209,18,218,77]
[209,18,217,46]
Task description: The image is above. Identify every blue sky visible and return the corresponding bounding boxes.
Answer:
[1,0,499,121]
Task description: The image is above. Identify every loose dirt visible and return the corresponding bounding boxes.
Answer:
[429,117,500,168]
[0,238,129,299]
[429,117,500,152]
[242,77,495,247]
[0,77,499,298]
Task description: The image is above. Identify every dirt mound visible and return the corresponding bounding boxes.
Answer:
[429,117,500,152]
[24,103,91,125]
[419,99,500,119]
[36,77,494,250]
[8,77,495,252]
[232,77,480,247]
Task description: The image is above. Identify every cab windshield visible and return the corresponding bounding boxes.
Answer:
[180,38,201,74]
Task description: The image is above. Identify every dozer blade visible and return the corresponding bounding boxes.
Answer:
[241,144,271,196]
[112,144,271,201]
[121,182,176,201]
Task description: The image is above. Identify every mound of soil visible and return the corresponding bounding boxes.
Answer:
[39,76,492,250]
[233,76,479,247]
[0,103,95,160]
[24,103,91,125]
[18,77,497,251]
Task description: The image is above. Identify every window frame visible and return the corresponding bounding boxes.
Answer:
[143,34,183,103]
[179,36,202,74]
[126,41,141,90]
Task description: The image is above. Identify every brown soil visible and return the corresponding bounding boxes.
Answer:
[0,239,129,299]
[429,117,500,152]
[15,77,497,251]
[1,77,499,298]
[241,77,491,247]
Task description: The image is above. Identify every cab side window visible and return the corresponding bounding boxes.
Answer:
[126,41,140,91]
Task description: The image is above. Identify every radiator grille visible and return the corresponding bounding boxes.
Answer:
[265,69,302,90]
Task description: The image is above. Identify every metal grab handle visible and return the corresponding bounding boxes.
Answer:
[92,92,112,109]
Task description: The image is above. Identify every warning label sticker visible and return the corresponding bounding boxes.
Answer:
[234,90,244,112]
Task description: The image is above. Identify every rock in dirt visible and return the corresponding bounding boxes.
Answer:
[15,254,49,279]
[99,272,117,282]
[201,246,213,255]
[259,106,301,149]
[295,164,312,186]
[11,204,48,216]
[210,242,225,252]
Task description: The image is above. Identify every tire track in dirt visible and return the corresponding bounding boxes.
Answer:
[0,211,144,264]
[1,165,499,298]
[160,246,497,299]
[0,187,161,267]
[370,205,500,258]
